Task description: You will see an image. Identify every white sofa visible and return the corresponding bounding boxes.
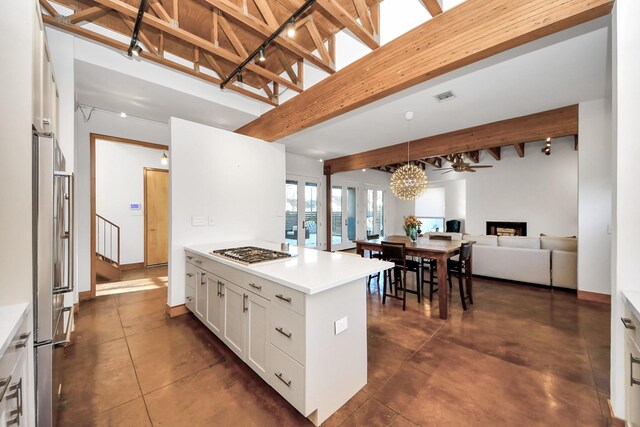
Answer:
[463,234,577,288]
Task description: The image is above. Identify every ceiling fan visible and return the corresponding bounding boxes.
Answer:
[434,153,493,174]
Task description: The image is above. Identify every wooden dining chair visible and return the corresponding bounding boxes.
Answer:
[446,242,474,310]
[381,241,422,310]
[366,234,382,289]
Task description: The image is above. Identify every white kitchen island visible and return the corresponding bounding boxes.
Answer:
[184,242,392,426]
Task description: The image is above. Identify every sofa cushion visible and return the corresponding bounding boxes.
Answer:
[540,236,577,252]
[551,250,577,289]
[463,234,497,246]
[498,236,541,249]
[471,245,551,286]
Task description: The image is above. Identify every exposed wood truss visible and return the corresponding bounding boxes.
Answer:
[324,105,579,174]
[237,0,613,141]
[420,0,442,17]
[42,0,382,105]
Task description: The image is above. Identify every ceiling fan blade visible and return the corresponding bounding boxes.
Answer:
[472,165,493,168]
[467,168,477,173]
[433,168,452,171]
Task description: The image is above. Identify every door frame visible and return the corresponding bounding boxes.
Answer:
[330,180,360,251]
[286,174,323,249]
[144,167,169,267]
[86,133,168,300]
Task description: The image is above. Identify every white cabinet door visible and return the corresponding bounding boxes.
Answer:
[206,276,223,337]
[223,281,245,359]
[195,269,207,320]
[626,333,640,427]
[245,292,270,381]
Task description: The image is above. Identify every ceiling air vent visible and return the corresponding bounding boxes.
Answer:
[434,90,456,102]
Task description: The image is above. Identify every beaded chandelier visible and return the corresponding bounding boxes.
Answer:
[390,111,428,201]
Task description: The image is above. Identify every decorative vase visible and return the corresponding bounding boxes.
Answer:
[409,226,418,242]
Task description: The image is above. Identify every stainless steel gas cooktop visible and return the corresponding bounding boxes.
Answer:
[210,246,293,265]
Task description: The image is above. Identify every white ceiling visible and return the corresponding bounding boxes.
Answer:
[281,16,611,159]
[73,15,610,159]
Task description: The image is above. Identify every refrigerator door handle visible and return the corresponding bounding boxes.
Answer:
[53,172,74,294]
[53,307,73,346]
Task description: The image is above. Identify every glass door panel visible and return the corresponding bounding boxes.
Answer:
[304,182,318,247]
[285,180,298,245]
[347,187,356,241]
[376,190,384,237]
[331,186,343,245]
[366,189,374,238]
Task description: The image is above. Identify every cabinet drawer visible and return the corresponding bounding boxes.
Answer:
[185,251,205,267]
[623,305,640,347]
[270,345,305,414]
[271,305,305,365]
[270,284,305,316]
[239,275,273,300]
[185,284,195,312]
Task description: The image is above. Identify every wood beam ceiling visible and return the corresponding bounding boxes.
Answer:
[420,0,442,17]
[237,0,613,141]
[324,105,578,174]
[315,0,379,49]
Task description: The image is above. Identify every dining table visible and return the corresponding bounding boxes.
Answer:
[354,235,474,319]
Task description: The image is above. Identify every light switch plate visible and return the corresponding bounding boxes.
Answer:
[208,216,215,226]
[334,316,348,335]
[192,216,206,226]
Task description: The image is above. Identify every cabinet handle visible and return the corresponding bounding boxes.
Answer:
[186,273,193,278]
[195,259,203,264]
[186,256,194,260]
[6,414,19,426]
[201,274,206,286]
[15,332,30,349]
[275,294,292,303]
[243,294,248,313]
[186,297,192,302]
[275,327,292,338]
[0,375,11,402]
[9,378,22,416]
[274,372,292,387]
[249,282,262,290]
[632,354,640,387]
[220,283,225,297]
[622,317,636,330]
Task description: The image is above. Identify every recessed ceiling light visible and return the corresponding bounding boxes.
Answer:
[120,112,127,118]
[318,159,323,162]
[404,111,414,121]
[362,169,366,172]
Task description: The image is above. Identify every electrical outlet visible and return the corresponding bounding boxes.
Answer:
[191,216,206,226]
[334,316,348,335]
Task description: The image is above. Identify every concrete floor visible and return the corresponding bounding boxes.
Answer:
[58,276,612,426]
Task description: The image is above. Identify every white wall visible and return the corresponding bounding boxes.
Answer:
[169,118,285,307]
[415,178,467,230]
[578,99,611,296]
[95,140,168,265]
[610,0,640,417]
[76,110,169,293]
[461,137,578,237]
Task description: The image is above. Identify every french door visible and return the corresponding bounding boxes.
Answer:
[331,184,358,250]
[285,178,321,248]
[366,188,385,238]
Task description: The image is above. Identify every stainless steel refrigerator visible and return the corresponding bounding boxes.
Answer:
[32,131,74,427]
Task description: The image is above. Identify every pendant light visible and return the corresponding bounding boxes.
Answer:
[390,112,428,201]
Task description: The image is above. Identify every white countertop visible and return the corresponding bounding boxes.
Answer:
[185,241,394,295]
[0,303,29,358]
[623,290,640,320]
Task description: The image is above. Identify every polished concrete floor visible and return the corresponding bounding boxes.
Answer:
[59,276,612,426]
[96,266,168,297]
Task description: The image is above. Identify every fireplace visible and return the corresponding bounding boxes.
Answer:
[486,221,527,237]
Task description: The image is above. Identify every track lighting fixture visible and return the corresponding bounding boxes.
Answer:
[542,137,552,156]
[131,43,142,57]
[237,72,243,83]
[286,19,296,38]
[258,47,266,62]
[126,0,149,57]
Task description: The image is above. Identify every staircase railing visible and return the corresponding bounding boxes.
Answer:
[96,214,120,266]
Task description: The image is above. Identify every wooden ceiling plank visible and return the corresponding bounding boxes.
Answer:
[352,0,374,36]
[486,146,501,161]
[275,47,298,84]
[253,0,280,28]
[315,0,379,50]
[237,0,612,142]
[420,0,442,17]
[40,0,58,16]
[119,14,158,56]
[200,0,335,74]
[94,0,302,92]
[514,143,525,158]
[323,105,578,173]
[68,6,109,24]
[305,20,332,65]
[149,1,172,22]
[42,15,277,106]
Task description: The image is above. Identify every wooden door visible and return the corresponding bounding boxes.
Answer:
[144,168,168,266]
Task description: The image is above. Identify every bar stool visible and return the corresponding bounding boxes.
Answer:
[446,242,474,310]
[381,241,422,310]
[366,235,382,288]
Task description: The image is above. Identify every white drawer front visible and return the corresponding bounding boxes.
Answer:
[271,305,305,366]
[271,284,305,316]
[185,251,206,268]
[185,284,195,312]
[270,345,305,414]
[240,275,273,300]
[624,304,640,348]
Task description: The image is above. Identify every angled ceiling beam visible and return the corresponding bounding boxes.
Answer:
[42,15,277,106]
[94,0,301,93]
[420,0,442,17]
[39,0,58,16]
[514,143,525,158]
[68,6,109,24]
[149,1,172,22]
[237,0,612,142]
[316,0,379,49]
[324,105,578,174]
[200,0,335,74]
[486,147,501,161]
